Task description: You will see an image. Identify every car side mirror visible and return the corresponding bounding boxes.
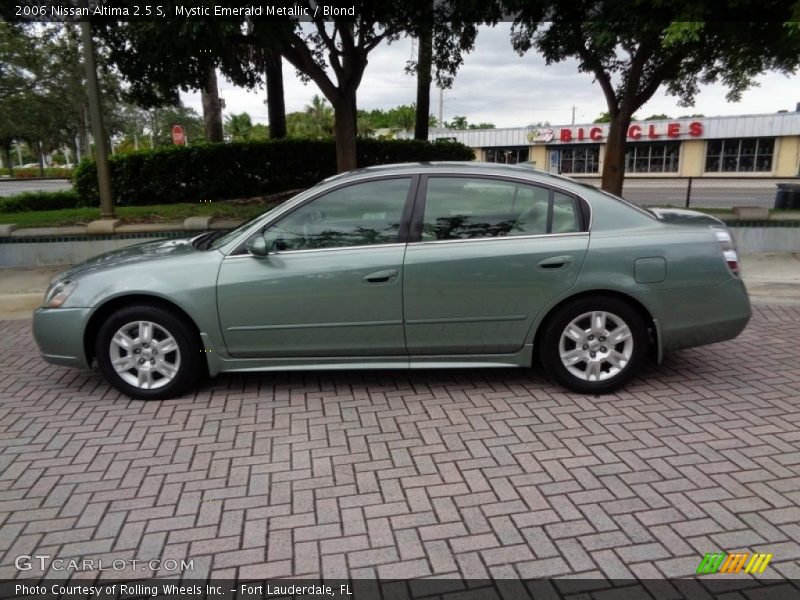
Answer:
[246,235,268,257]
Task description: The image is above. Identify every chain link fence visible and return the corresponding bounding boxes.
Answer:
[0,178,72,198]
[572,176,800,210]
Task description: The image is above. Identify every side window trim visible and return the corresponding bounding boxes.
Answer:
[233,174,418,254]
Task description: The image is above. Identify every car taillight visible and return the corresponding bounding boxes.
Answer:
[712,227,739,275]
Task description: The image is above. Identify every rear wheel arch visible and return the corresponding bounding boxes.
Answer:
[84,294,204,368]
[533,290,658,360]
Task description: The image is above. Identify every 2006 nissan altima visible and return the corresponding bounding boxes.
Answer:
[33,163,750,399]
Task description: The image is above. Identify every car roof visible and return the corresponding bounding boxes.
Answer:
[323,161,588,191]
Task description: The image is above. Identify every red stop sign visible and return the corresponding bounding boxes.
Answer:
[171,124,185,145]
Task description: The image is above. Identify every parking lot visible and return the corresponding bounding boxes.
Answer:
[0,305,799,582]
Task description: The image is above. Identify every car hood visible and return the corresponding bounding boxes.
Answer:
[54,235,201,283]
[649,208,725,227]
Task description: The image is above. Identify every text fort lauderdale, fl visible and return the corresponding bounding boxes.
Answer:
[17,583,353,597]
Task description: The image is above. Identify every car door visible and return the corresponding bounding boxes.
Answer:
[403,175,590,355]
[216,176,415,358]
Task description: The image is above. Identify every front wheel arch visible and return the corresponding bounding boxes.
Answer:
[533,290,658,365]
[84,294,205,371]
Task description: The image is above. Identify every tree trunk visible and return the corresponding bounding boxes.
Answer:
[78,104,90,160]
[333,95,358,172]
[4,147,13,176]
[36,141,45,176]
[600,114,632,195]
[201,65,224,143]
[414,20,433,140]
[265,53,286,139]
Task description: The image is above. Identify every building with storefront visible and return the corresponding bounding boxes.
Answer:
[429,111,800,179]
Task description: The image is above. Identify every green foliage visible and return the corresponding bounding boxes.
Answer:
[74,139,474,207]
[443,116,495,130]
[0,189,83,213]
[0,23,124,168]
[285,96,335,139]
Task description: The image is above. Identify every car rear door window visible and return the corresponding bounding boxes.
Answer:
[552,192,581,233]
[419,177,580,241]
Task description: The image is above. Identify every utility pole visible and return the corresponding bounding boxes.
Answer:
[80,9,115,219]
[571,105,576,125]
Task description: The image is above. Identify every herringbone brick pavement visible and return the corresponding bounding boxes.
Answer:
[0,305,798,581]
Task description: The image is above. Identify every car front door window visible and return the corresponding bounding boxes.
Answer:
[264,178,411,251]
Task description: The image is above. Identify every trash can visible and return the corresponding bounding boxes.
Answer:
[775,183,800,209]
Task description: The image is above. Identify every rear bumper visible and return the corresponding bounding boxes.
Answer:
[32,307,92,368]
[635,277,751,355]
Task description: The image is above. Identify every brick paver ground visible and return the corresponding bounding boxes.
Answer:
[0,305,799,581]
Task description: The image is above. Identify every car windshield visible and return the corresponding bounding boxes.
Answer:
[203,212,270,250]
[206,185,333,250]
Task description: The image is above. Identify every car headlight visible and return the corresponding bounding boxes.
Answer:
[43,279,78,308]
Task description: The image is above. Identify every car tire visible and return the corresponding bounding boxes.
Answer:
[538,296,648,395]
[95,304,201,400]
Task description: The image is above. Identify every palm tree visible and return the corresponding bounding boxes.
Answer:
[224,112,253,142]
[304,95,334,138]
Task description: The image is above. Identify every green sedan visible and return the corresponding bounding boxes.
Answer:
[33,163,750,399]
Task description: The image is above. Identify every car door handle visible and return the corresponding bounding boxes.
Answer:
[537,255,574,270]
[363,269,398,284]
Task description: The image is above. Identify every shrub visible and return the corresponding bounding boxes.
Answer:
[74,138,475,206]
[0,189,85,213]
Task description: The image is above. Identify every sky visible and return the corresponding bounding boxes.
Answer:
[181,23,800,129]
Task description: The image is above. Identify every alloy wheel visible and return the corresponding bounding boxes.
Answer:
[108,320,181,390]
[558,310,634,382]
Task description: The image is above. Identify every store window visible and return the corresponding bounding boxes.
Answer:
[705,138,774,172]
[558,145,600,174]
[485,146,529,164]
[625,142,680,173]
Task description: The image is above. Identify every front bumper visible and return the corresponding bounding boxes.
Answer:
[32,307,93,368]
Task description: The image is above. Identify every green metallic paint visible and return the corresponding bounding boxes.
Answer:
[403,234,588,354]
[217,245,407,358]
[32,307,93,368]
[32,163,751,384]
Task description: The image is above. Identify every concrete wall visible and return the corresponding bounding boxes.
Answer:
[530,145,548,169]
[776,136,800,177]
[679,140,705,177]
[730,227,800,253]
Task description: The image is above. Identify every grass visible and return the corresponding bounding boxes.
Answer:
[0,200,279,229]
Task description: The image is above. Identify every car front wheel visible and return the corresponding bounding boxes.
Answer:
[95,305,201,400]
[538,296,648,394]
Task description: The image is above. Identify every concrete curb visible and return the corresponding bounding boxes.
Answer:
[1,219,242,239]
[86,219,121,234]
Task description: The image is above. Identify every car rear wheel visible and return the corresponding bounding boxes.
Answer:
[95,305,201,400]
[538,296,648,394]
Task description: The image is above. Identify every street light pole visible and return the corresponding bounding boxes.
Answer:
[80,8,115,219]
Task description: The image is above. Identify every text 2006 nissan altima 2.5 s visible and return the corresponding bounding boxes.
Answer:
[33,163,750,400]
